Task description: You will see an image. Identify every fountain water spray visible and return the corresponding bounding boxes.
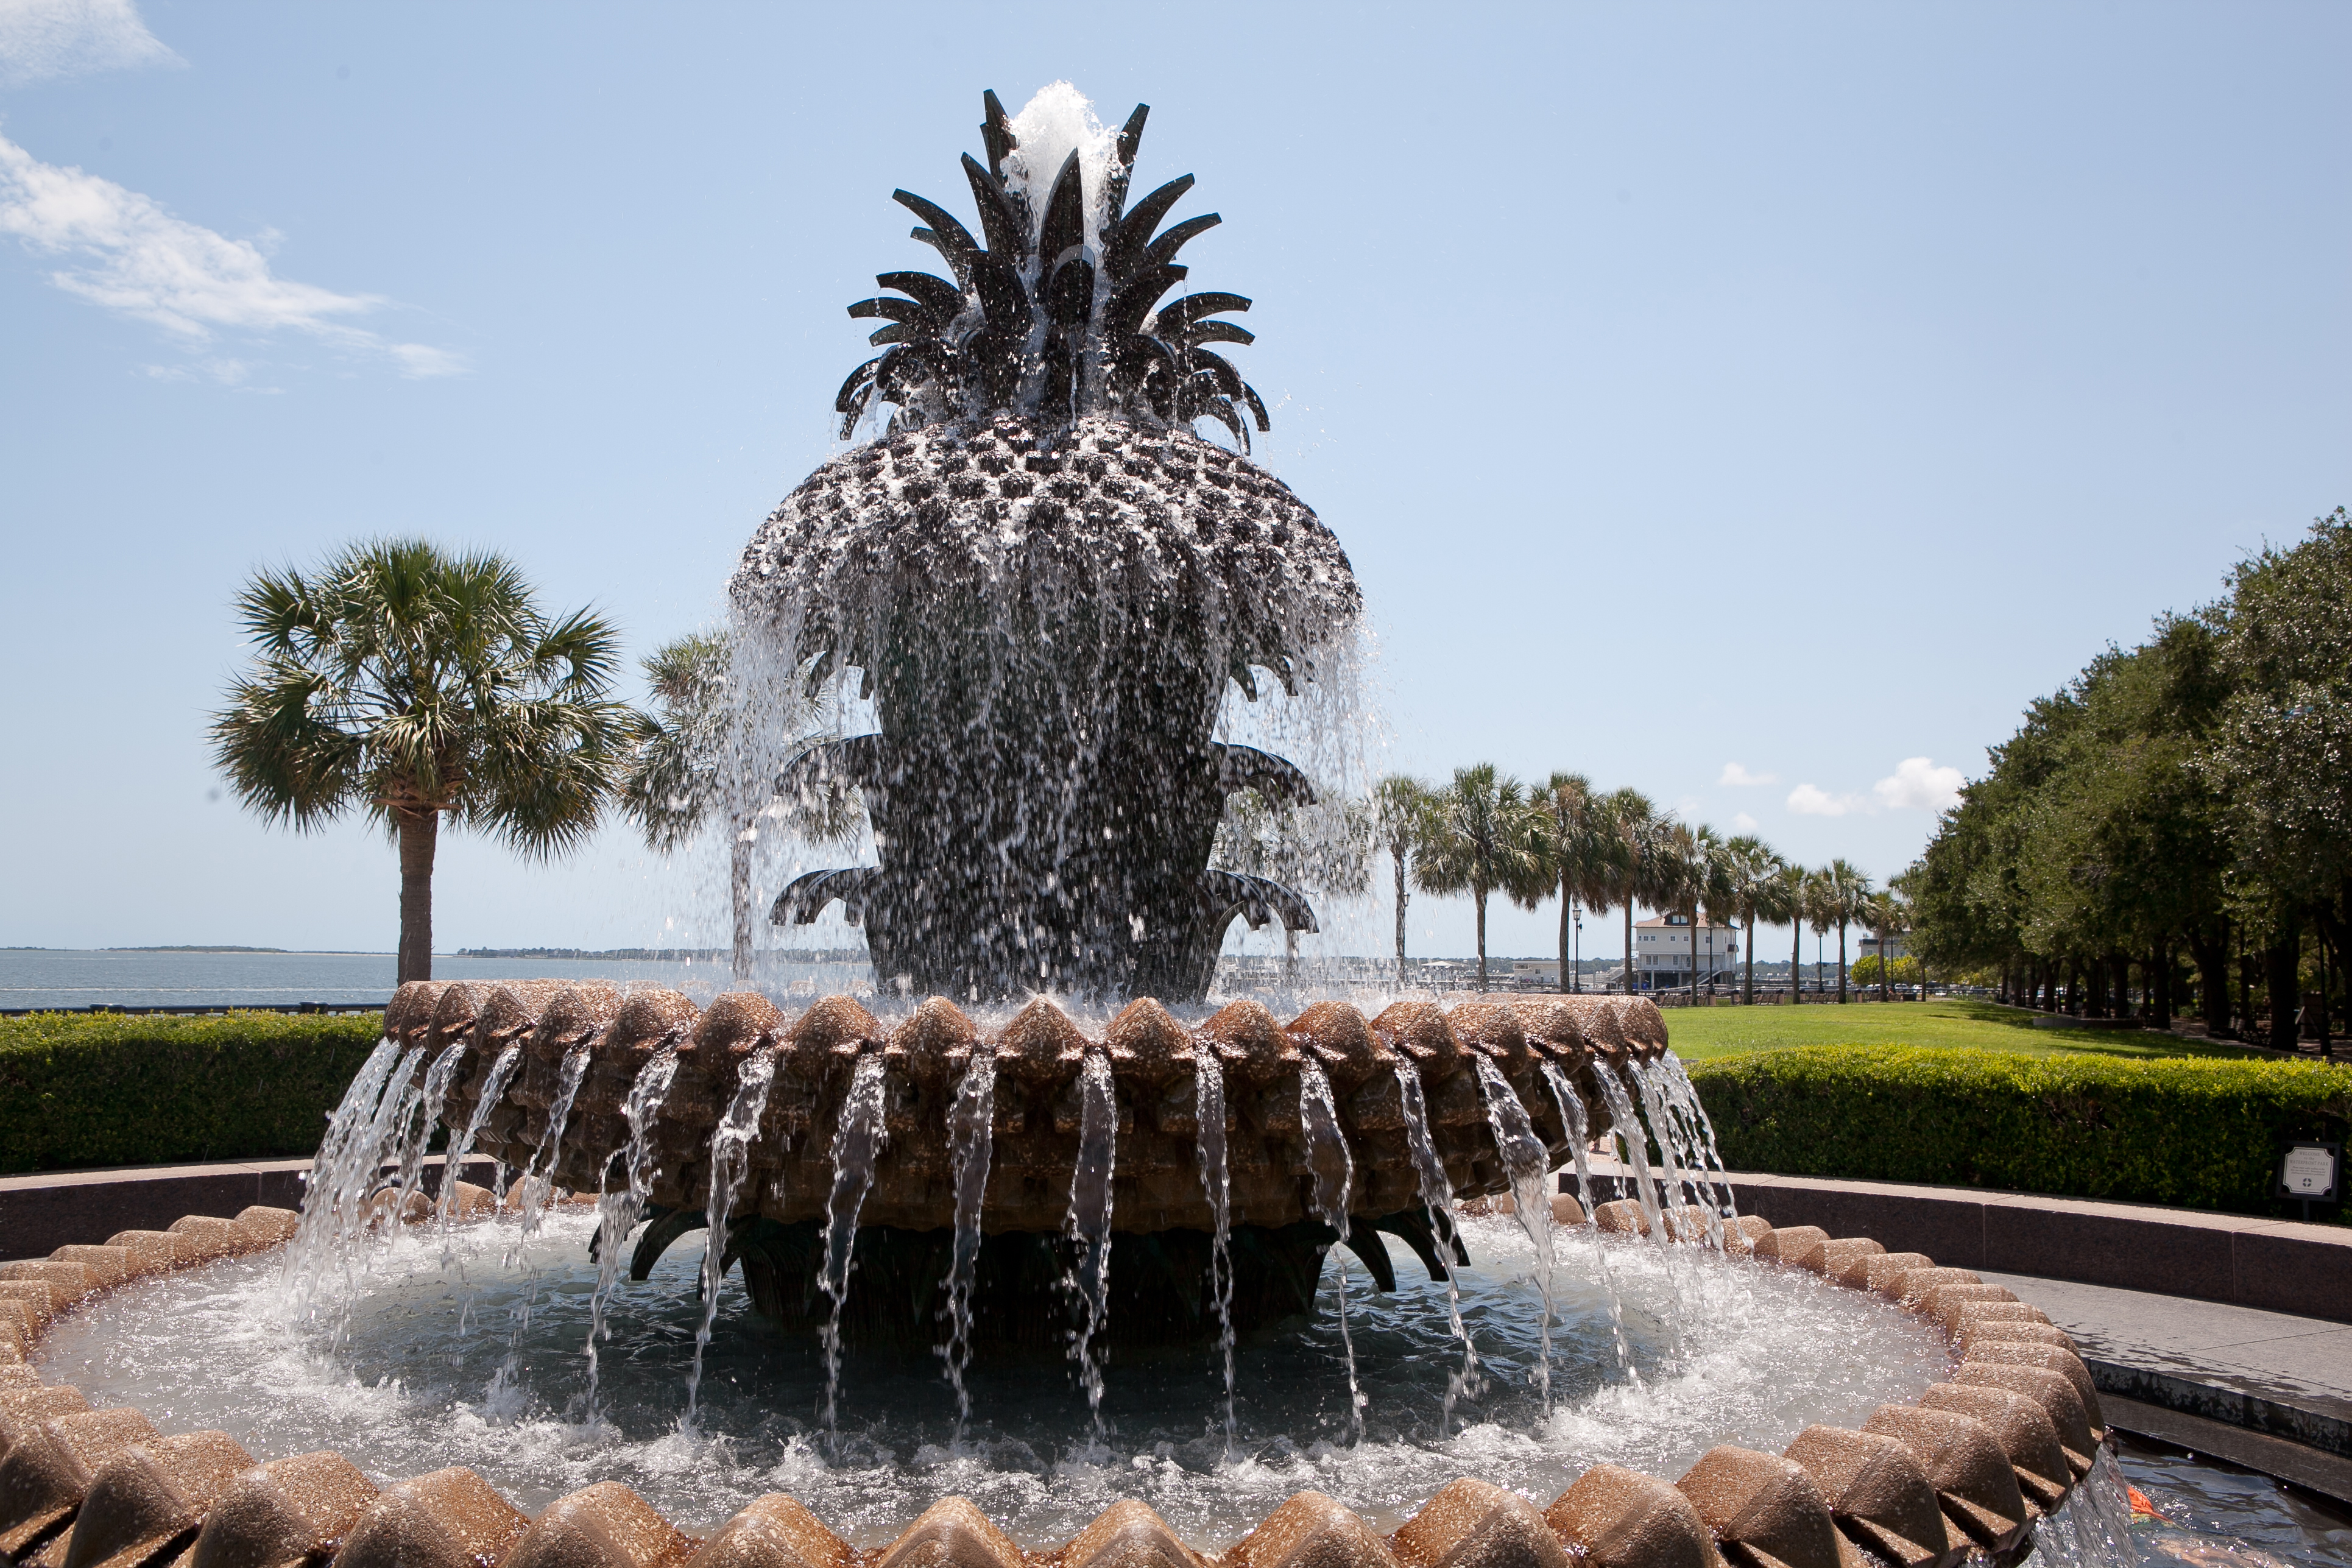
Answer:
[1192,1050,1237,1456]
[1064,1052,1117,1436]
[938,1045,995,1438]
[437,1044,522,1229]
[1472,1055,1557,1408]
[1542,1062,1637,1383]
[1297,1058,1361,1443]
[821,1053,889,1439]
[1396,1061,1479,1429]
[585,1048,680,1411]
[685,1045,779,1425]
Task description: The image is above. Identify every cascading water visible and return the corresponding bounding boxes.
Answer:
[1591,1062,1687,1362]
[283,1036,404,1313]
[1628,1061,1718,1252]
[1396,1062,1479,1429]
[585,1048,680,1410]
[1541,1062,1636,1382]
[1296,1058,1361,1443]
[390,1042,468,1221]
[686,1045,779,1424]
[1471,1056,1557,1408]
[820,1053,889,1439]
[1191,1050,1237,1455]
[938,1045,995,1438]
[1064,1052,1118,1436]
[1658,1056,1739,1221]
[514,1047,593,1248]
[437,1044,522,1229]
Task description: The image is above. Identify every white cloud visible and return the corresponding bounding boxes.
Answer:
[0,0,179,88]
[1718,761,1778,786]
[1874,757,1965,813]
[0,133,464,377]
[1731,811,1759,832]
[1787,783,1865,817]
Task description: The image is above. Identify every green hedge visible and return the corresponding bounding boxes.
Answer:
[1686,1045,2352,1215]
[0,1011,386,1173]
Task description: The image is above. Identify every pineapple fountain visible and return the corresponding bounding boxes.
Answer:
[11,86,2130,1568]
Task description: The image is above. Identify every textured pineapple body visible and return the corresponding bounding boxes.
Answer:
[732,415,1358,1000]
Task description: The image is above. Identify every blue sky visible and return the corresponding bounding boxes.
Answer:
[2,1,2345,964]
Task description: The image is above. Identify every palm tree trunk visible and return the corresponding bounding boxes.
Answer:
[1558,877,1571,994]
[1393,849,1410,983]
[1623,902,1636,994]
[1744,915,1755,1005]
[396,806,437,984]
[1688,901,1698,1009]
[1792,921,1803,1005]
[1475,888,1489,991]
[1838,922,1849,1003]
[730,828,755,983]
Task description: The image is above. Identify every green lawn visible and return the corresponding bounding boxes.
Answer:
[1660,997,2260,1062]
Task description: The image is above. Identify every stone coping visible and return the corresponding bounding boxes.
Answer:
[0,1189,2117,1568]
[0,1158,492,1264]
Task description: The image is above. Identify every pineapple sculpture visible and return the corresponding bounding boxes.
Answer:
[731,87,1360,1001]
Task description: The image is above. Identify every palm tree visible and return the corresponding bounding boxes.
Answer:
[1647,822,1723,1007]
[210,539,634,983]
[1528,772,1606,994]
[1796,865,1831,1002]
[1413,764,1545,990]
[1859,886,1912,1002]
[1592,789,1659,994]
[1371,775,1432,983]
[1722,836,1786,1005]
[1821,858,1874,1003]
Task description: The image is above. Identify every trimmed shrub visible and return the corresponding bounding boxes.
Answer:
[1686,1045,2352,1215]
[0,1011,386,1173]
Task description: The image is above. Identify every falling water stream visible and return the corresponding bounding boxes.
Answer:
[939,1046,996,1439]
[439,1045,523,1229]
[1296,1059,1361,1444]
[1627,1062,1718,1252]
[1658,1057,1739,1220]
[514,1048,594,1249]
[586,1048,680,1411]
[391,1043,468,1221]
[687,1046,779,1424]
[1395,1062,1478,1430]
[1470,1057,1557,1409]
[1589,1063,1687,1363]
[822,1053,891,1441]
[283,1036,405,1318]
[1065,1053,1118,1437]
[1191,1050,1237,1455]
[1542,1063,1636,1382]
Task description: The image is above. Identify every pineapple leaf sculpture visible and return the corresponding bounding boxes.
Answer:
[834,91,1270,453]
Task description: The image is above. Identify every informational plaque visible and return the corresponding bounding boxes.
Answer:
[2278,1142,2340,1201]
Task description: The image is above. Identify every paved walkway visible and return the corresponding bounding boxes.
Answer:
[1980,1268,2352,1424]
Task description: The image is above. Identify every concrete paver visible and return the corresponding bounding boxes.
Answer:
[1979,1269,2352,1424]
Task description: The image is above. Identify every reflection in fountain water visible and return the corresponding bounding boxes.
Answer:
[38,1210,1948,1549]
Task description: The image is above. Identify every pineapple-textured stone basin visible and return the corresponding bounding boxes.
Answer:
[34,1208,1947,1548]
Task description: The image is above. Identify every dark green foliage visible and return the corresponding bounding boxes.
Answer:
[0,1012,384,1173]
[1687,1046,2352,1215]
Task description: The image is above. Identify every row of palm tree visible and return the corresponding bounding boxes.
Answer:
[1381,767,1910,1002]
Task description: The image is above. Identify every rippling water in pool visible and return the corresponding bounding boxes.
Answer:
[40,1211,1949,1546]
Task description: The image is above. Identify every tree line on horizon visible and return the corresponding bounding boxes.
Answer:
[1372,768,1903,1003]
[1907,506,2352,1051]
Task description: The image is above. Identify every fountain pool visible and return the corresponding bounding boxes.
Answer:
[35,1212,1947,1547]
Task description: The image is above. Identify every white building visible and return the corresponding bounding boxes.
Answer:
[1633,914,1739,989]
